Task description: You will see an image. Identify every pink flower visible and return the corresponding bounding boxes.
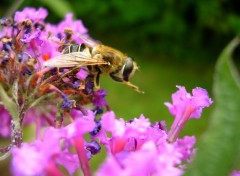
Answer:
[11,142,49,176]
[65,110,96,138]
[11,8,62,70]
[46,13,88,43]
[11,111,97,176]
[125,115,151,135]
[165,86,213,143]
[96,141,183,176]
[156,141,183,176]
[36,36,60,69]
[14,7,48,23]
[11,127,69,176]
[165,86,213,119]
[76,67,89,80]
[100,111,126,137]
[96,155,122,176]
[23,34,60,69]
[174,136,196,162]
[97,111,168,156]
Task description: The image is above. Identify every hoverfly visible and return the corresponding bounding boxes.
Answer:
[44,33,144,93]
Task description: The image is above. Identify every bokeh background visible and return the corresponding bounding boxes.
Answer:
[1,0,240,174]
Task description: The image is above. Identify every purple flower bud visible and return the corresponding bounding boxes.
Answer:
[93,89,108,107]
[61,99,76,110]
[83,81,94,94]
[90,119,102,136]
[85,140,101,155]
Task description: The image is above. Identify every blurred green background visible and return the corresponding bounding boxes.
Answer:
[1,0,240,174]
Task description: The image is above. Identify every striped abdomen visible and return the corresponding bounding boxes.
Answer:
[62,44,92,54]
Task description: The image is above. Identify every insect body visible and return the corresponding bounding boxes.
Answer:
[44,36,143,93]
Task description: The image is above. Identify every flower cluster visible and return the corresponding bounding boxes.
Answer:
[0,6,108,147]
[0,7,218,176]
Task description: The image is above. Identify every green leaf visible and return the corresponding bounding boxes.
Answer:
[184,37,240,176]
[0,83,18,120]
[37,0,74,18]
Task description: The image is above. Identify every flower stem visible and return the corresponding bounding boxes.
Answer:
[11,119,22,147]
[167,106,194,143]
[73,137,92,176]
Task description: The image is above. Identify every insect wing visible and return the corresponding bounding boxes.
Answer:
[74,32,100,47]
[44,52,107,68]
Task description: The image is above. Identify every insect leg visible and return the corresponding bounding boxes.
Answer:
[87,65,102,90]
[93,70,101,90]
[123,81,144,94]
[110,73,144,94]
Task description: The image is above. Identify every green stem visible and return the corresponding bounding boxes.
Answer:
[11,118,22,147]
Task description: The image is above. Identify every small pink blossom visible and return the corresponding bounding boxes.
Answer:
[165,86,213,143]
[165,86,213,119]
[65,110,96,138]
[76,67,89,80]
[14,7,48,23]
[11,142,48,176]
[10,113,97,176]
[46,13,88,43]
[96,141,183,176]
[174,136,196,162]
[100,111,125,136]
[98,111,169,157]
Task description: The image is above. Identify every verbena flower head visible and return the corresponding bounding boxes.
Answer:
[11,110,100,175]
[11,129,79,175]
[94,111,196,175]
[0,5,105,136]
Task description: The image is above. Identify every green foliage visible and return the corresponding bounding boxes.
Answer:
[184,38,240,176]
[0,83,18,121]
[67,0,240,65]
[37,0,73,18]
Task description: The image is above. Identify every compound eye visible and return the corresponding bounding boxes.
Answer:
[122,57,134,81]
